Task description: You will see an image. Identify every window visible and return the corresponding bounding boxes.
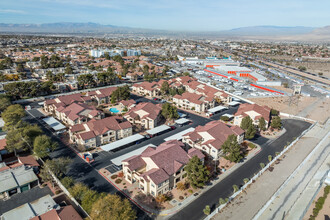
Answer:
[102,133,108,137]
[176,170,180,176]
[158,183,163,188]
[151,183,155,188]
[151,191,155,196]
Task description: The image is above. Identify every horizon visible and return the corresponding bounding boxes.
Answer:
[0,0,329,31]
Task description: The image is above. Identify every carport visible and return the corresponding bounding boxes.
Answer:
[100,134,145,152]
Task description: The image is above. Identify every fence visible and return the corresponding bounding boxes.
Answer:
[39,158,91,219]
[204,122,316,220]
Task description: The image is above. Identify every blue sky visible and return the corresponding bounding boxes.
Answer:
[0,0,329,31]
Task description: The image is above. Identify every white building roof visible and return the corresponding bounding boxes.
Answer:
[1,194,56,220]
[222,113,234,119]
[0,165,38,193]
[42,117,66,131]
[164,128,195,142]
[101,134,145,152]
[207,105,228,113]
[111,144,156,166]
[0,118,4,128]
[228,101,241,106]
[174,118,191,125]
[146,125,170,135]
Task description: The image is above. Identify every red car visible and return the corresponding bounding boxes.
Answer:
[170,126,176,130]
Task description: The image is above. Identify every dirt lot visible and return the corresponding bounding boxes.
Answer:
[303,186,330,220]
[249,96,330,123]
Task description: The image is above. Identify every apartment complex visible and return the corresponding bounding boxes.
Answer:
[233,103,271,127]
[173,92,214,113]
[69,116,133,148]
[182,121,244,160]
[122,140,204,197]
[124,102,162,129]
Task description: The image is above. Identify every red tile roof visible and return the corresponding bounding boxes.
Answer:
[0,139,7,151]
[18,155,39,167]
[235,103,271,122]
[125,102,161,120]
[184,121,244,150]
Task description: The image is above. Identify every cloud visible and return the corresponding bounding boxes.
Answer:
[0,9,26,14]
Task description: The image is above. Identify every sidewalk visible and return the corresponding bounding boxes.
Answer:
[255,122,330,220]
[213,120,330,220]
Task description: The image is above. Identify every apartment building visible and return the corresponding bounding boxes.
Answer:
[124,102,162,129]
[69,116,133,149]
[131,81,161,97]
[122,140,204,197]
[233,103,271,127]
[55,102,104,126]
[172,92,215,113]
[182,121,245,160]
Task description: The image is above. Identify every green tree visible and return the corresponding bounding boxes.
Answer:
[258,117,267,131]
[203,205,211,215]
[233,184,239,192]
[77,74,96,89]
[298,66,306,71]
[219,198,226,205]
[271,116,282,129]
[16,63,24,72]
[44,157,72,178]
[270,109,279,116]
[33,135,58,158]
[61,176,75,189]
[111,85,131,103]
[0,95,11,112]
[161,81,170,95]
[161,103,179,120]
[240,116,253,130]
[184,156,210,188]
[240,116,256,139]
[221,134,243,163]
[1,104,25,130]
[90,194,136,220]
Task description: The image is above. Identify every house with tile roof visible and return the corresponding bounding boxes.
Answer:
[69,116,133,149]
[182,121,244,160]
[172,92,215,113]
[122,140,204,197]
[131,81,161,97]
[55,102,104,126]
[233,103,271,128]
[124,102,162,129]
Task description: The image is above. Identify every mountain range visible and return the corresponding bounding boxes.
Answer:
[0,22,329,41]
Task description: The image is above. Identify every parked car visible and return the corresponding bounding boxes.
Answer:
[144,134,151,139]
[170,125,176,130]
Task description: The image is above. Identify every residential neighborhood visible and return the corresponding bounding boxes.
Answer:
[0,21,329,220]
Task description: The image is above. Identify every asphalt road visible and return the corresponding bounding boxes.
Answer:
[169,119,311,220]
[25,96,310,220]
[24,112,152,220]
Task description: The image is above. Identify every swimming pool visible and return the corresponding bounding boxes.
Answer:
[109,108,120,113]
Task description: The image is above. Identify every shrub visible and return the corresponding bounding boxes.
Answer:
[233,185,239,192]
[268,155,273,162]
[118,172,124,178]
[243,178,249,184]
[55,190,61,195]
[220,116,230,121]
[111,175,118,179]
[225,198,229,202]
[179,196,184,200]
[188,189,193,194]
[123,183,126,185]
[219,198,226,205]
[260,163,265,169]
[248,143,256,149]
[115,179,122,184]
[203,205,211,215]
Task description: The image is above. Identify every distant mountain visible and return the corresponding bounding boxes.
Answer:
[0,22,329,41]
[0,22,162,34]
[224,25,315,36]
